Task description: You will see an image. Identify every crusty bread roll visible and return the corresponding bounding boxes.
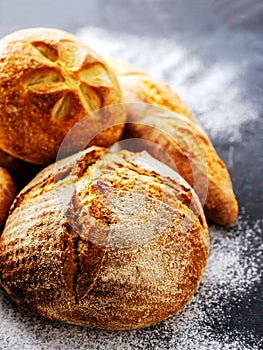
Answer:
[0,146,209,330]
[0,28,126,166]
[107,57,238,226]
[0,167,16,228]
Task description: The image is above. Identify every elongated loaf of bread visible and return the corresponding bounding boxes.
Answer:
[0,28,126,165]
[0,167,16,228]
[107,56,194,120]
[0,146,209,330]
[107,57,238,226]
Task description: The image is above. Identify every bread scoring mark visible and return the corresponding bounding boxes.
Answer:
[31,42,58,62]
[118,154,206,229]
[89,182,118,225]
[62,194,109,303]
[79,82,101,113]
[26,68,65,88]
[79,63,112,88]
[61,222,80,304]
[52,93,73,120]
[57,39,86,69]
[27,41,110,117]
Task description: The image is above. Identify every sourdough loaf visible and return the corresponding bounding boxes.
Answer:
[0,28,126,165]
[0,146,209,330]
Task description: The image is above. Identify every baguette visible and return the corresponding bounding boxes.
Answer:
[107,56,194,120]
[0,146,209,330]
[107,57,238,226]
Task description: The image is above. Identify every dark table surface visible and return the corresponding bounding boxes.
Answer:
[0,1,262,349]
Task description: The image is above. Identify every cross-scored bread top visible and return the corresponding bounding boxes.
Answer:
[0,28,125,165]
[0,147,209,330]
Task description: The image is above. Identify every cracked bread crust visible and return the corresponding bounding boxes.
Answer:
[0,146,209,330]
[0,167,16,228]
[107,57,238,226]
[0,28,125,165]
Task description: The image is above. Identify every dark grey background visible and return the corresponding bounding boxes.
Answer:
[1,0,263,36]
[0,0,262,349]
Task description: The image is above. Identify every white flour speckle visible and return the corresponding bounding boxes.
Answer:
[0,24,262,350]
[0,211,262,350]
[77,26,261,142]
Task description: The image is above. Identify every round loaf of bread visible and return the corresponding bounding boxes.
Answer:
[0,28,125,165]
[0,167,16,228]
[0,146,209,330]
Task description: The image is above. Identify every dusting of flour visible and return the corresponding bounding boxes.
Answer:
[0,26,262,350]
[77,26,261,142]
[0,211,262,349]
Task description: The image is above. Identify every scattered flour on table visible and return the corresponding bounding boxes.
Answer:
[0,26,262,350]
[77,26,262,142]
[0,211,262,350]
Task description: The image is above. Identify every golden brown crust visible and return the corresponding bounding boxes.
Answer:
[0,167,16,228]
[107,57,238,226]
[106,56,194,120]
[0,146,209,330]
[0,28,126,165]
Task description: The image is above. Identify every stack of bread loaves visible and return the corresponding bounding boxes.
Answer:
[0,28,238,330]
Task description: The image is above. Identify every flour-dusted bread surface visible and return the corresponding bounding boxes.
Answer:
[0,28,125,165]
[107,57,238,226]
[0,167,16,228]
[0,146,209,330]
